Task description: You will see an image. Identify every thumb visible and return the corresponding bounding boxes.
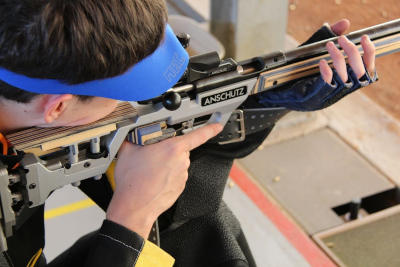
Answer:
[117,141,140,157]
[330,19,350,36]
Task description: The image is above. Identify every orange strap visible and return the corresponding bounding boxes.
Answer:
[0,132,20,169]
[0,133,8,155]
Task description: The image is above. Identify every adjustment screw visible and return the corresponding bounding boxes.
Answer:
[176,33,191,48]
[84,162,91,168]
[29,183,36,189]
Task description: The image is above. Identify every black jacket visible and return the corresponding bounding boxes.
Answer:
[1,25,337,267]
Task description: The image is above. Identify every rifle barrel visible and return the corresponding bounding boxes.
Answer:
[283,18,400,65]
[251,19,400,94]
[7,20,400,150]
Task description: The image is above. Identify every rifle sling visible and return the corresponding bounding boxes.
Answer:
[148,220,160,247]
[209,108,288,144]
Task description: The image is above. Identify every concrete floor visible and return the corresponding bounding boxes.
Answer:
[43,127,393,266]
[44,179,310,266]
[240,129,394,235]
[44,185,105,262]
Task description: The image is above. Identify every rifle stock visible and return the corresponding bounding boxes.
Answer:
[0,19,399,249]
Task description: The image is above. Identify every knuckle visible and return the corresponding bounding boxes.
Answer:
[183,169,189,178]
[332,53,344,63]
[199,134,208,144]
[118,141,131,153]
[333,47,343,56]
[176,173,188,193]
[168,146,179,156]
[349,64,364,76]
[182,171,189,182]
[349,44,359,55]
[356,71,365,80]
[330,48,341,58]
[348,40,357,48]
[178,183,186,194]
[185,158,191,168]
[367,44,376,54]
[339,72,348,82]
[170,142,184,155]
[195,130,207,141]
[370,43,376,51]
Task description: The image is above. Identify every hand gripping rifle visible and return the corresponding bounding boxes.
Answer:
[0,19,399,251]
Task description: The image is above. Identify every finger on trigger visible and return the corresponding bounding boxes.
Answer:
[338,35,365,79]
[180,123,223,151]
[327,41,348,82]
[361,35,376,76]
[319,59,333,84]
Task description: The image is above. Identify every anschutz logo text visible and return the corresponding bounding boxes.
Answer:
[201,87,247,106]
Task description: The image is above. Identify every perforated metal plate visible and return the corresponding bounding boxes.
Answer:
[239,129,394,234]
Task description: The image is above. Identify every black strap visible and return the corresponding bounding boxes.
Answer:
[209,108,288,144]
[209,110,244,144]
[148,220,160,246]
[243,108,288,135]
[0,252,12,267]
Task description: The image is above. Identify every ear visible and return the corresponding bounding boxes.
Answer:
[43,94,74,124]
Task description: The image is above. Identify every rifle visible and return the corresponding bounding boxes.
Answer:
[0,19,399,251]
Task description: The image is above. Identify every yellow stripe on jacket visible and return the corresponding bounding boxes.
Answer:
[26,248,42,267]
[136,241,175,267]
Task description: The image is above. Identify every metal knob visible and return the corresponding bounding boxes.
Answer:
[176,33,191,49]
[162,92,182,111]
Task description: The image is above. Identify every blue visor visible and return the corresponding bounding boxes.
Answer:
[0,24,189,101]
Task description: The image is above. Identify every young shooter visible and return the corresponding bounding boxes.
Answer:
[0,0,376,266]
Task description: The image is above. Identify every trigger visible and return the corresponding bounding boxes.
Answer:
[130,122,176,146]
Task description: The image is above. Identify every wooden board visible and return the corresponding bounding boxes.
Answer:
[323,91,400,185]
[313,205,400,267]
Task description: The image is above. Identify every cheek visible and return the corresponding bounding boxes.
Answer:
[67,100,119,126]
[86,100,119,122]
[99,100,119,117]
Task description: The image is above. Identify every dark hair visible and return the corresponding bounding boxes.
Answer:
[0,0,167,103]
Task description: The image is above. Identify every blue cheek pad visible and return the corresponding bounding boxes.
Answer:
[0,24,189,101]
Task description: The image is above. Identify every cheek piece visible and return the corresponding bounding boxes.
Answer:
[0,24,189,102]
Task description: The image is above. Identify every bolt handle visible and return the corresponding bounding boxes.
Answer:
[162,92,182,111]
